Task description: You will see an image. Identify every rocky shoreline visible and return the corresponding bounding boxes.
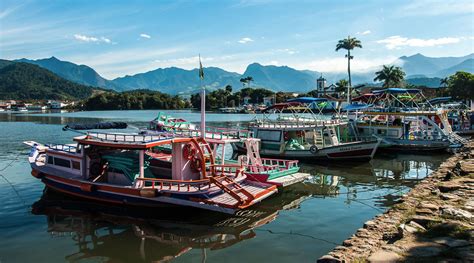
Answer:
[318,141,474,262]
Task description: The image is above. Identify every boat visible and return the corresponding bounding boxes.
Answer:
[236,98,381,161]
[23,131,278,214]
[145,112,311,187]
[349,88,466,152]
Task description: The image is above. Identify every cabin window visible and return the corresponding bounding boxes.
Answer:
[47,156,54,164]
[54,157,71,168]
[72,161,81,170]
[257,130,282,142]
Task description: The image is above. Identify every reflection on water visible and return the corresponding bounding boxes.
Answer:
[32,185,315,263]
[0,111,450,262]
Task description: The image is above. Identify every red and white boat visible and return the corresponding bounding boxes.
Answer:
[24,132,277,214]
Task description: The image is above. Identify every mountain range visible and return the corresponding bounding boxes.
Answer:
[11,53,474,94]
[0,60,96,100]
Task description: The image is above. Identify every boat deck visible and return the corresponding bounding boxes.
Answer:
[207,180,277,207]
[267,172,310,187]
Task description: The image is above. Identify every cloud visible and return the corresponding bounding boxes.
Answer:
[275,48,298,55]
[140,33,151,39]
[238,37,254,44]
[293,56,398,73]
[398,0,473,16]
[74,34,113,44]
[376,36,460,50]
[357,30,371,35]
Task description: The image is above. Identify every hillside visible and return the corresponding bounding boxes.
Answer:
[113,67,241,94]
[7,53,474,94]
[0,61,95,100]
[16,57,124,91]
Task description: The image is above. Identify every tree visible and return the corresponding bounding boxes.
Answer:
[239,76,254,88]
[446,71,474,100]
[440,77,449,88]
[335,79,348,93]
[335,36,362,102]
[374,65,406,88]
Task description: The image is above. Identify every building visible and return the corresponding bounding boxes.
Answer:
[243,96,251,105]
[316,75,327,97]
[263,96,274,106]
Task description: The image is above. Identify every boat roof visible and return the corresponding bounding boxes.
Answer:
[362,110,441,116]
[372,88,421,94]
[342,103,372,111]
[73,132,189,149]
[287,97,328,103]
[429,96,452,105]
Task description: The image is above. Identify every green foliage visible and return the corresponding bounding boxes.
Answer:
[0,62,94,100]
[374,65,406,88]
[83,90,188,110]
[335,79,349,92]
[190,87,276,110]
[446,71,474,100]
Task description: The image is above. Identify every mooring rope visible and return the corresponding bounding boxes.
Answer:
[0,155,29,213]
[254,228,339,245]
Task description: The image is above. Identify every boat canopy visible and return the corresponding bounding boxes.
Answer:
[352,93,378,102]
[429,96,452,105]
[342,103,372,111]
[287,97,328,104]
[262,102,302,112]
[372,88,421,94]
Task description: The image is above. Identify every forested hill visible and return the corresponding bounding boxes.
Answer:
[0,60,96,100]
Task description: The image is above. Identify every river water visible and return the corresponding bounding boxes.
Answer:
[0,110,448,263]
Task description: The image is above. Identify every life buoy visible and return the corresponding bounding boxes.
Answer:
[183,143,195,160]
[310,145,318,154]
[191,157,202,172]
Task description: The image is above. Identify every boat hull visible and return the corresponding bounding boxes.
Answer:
[235,140,380,161]
[380,138,451,152]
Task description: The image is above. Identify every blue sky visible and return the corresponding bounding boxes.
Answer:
[1,0,473,79]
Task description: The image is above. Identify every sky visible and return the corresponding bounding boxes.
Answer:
[1,0,473,79]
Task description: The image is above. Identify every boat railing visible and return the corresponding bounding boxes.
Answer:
[245,164,280,173]
[260,158,299,169]
[165,125,254,140]
[209,164,242,175]
[340,136,378,143]
[46,143,77,153]
[250,119,344,129]
[136,177,212,191]
[87,132,175,143]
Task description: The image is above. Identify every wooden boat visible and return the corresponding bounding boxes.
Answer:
[236,98,381,161]
[23,132,277,214]
[145,119,310,187]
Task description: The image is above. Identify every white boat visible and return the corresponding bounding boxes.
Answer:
[236,98,381,161]
[349,88,466,152]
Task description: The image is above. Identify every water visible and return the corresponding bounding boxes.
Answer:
[0,111,448,262]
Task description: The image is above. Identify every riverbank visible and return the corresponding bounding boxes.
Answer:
[318,141,474,262]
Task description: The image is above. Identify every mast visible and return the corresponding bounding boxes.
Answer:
[199,55,205,138]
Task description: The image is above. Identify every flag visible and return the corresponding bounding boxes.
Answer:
[199,55,204,80]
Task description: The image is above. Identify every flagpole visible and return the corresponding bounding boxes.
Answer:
[199,55,205,139]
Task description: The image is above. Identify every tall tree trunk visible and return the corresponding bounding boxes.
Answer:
[347,49,352,104]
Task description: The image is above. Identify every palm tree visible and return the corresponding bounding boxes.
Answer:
[374,65,406,88]
[336,36,362,103]
[440,77,449,88]
[239,76,254,88]
[335,79,349,93]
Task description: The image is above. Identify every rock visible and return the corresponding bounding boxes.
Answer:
[411,215,440,227]
[403,224,419,234]
[433,237,470,248]
[333,246,347,251]
[440,193,461,201]
[317,255,342,263]
[418,202,439,211]
[439,182,462,192]
[408,220,426,231]
[416,208,435,215]
[367,250,401,263]
[465,200,474,212]
[441,206,473,220]
[404,242,445,257]
[364,220,377,229]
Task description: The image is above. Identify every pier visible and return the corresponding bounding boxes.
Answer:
[318,139,474,262]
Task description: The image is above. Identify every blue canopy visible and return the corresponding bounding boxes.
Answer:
[373,88,421,94]
[342,103,372,111]
[287,97,328,103]
[429,97,452,105]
